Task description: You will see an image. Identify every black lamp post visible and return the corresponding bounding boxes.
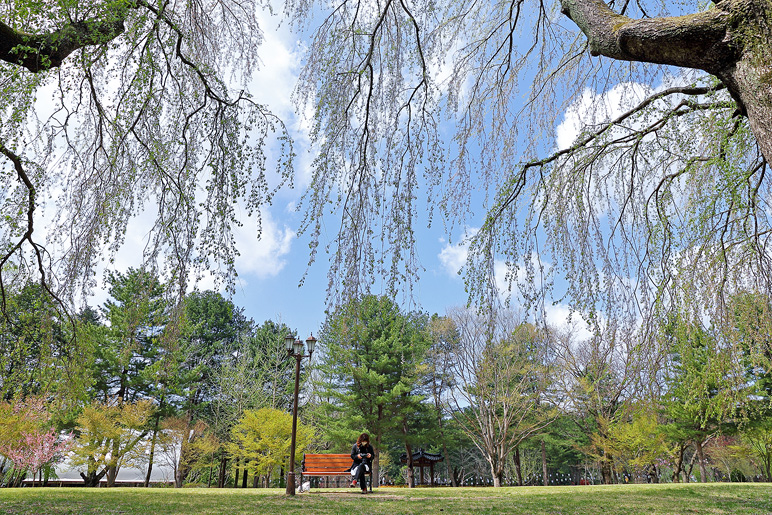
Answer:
[285,333,316,496]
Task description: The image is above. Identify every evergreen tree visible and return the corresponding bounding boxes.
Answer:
[317,295,431,487]
[0,282,71,401]
[660,315,737,483]
[93,268,168,404]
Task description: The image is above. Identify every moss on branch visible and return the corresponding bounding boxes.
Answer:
[0,16,126,73]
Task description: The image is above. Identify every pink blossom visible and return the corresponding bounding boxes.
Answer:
[1,428,70,473]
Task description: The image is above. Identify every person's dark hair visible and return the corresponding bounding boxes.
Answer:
[356,432,370,446]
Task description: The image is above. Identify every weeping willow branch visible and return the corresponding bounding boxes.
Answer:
[0,142,71,328]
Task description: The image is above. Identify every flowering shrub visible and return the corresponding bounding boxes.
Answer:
[0,397,70,486]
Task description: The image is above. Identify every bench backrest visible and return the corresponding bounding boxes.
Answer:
[303,453,359,474]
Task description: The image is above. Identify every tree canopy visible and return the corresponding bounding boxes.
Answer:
[286,0,772,326]
[2,1,771,335]
[0,0,290,306]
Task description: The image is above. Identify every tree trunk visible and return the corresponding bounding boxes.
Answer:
[695,440,708,483]
[492,467,502,488]
[560,0,772,165]
[374,407,383,488]
[106,464,119,487]
[11,468,26,488]
[514,446,523,486]
[541,440,549,486]
[433,385,456,487]
[234,457,240,488]
[486,450,504,487]
[453,466,464,486]
[673,444,685,483]
[80,467,108,487]
[144,412,162,487]
[686,449,698,483]
[405,441,415,488]
[242,463,248,488]
[648,464,659,484]
[447,448,457,487]
[175,430,193,488]
[600,455,614,485]
[218,454,228,488]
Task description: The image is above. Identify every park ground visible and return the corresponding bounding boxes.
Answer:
[1,483,772,515]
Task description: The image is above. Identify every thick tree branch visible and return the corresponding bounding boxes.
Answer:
[559,0,740,74]
[0,17,126,73]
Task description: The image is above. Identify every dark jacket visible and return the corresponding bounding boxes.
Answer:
[351,442,374,468]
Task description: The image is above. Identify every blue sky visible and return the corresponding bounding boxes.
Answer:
[83,7,600,340]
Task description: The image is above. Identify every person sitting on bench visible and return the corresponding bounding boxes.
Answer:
[350,432,374,494]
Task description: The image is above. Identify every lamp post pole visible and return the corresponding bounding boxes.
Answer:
[285,333,316,496]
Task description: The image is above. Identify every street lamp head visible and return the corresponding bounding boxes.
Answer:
[305,334,317,356]
[285,334,296,354]
[293,339,304,356]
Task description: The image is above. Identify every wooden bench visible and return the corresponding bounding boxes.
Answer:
[301,453,372,491]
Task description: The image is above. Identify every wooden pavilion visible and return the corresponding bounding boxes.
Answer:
[400,449,445,486]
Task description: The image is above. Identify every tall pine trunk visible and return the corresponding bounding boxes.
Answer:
[404,440,415,488]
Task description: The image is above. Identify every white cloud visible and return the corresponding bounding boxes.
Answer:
[544,302,593,342]
[77,203,293,310]
[233,207,295,279]
[252,22,300,119]
[251,11,317,190]
[437,231,551,306]
[436,232,591,337]
[555,82,655,151]
[438,237,471,278]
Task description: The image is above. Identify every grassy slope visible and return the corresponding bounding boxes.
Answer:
[1,483,771,515]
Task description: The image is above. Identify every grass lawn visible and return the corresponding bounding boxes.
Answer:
[1,483,772,515]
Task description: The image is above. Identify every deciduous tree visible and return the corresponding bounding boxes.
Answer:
[0,0,290,305]
[289,0,772,326]
[553,322,643,484]
[70,398,154,487]
[446,308,554,487]
[0,397,68,487]
[0,282,80,401]
[660,315,738,483]
[228,408,313,487]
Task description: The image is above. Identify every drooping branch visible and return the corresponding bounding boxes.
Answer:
[0,17,126,73]
[0,142,70,328]
[490,83,729,222]
[560,0,772,179]
[558,0,740,74]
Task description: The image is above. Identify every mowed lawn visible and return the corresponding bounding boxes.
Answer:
[1,483,772,515]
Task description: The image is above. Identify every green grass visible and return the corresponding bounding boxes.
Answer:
[1,483,772,515]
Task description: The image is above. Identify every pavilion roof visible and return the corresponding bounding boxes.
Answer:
[399,448,445,465]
